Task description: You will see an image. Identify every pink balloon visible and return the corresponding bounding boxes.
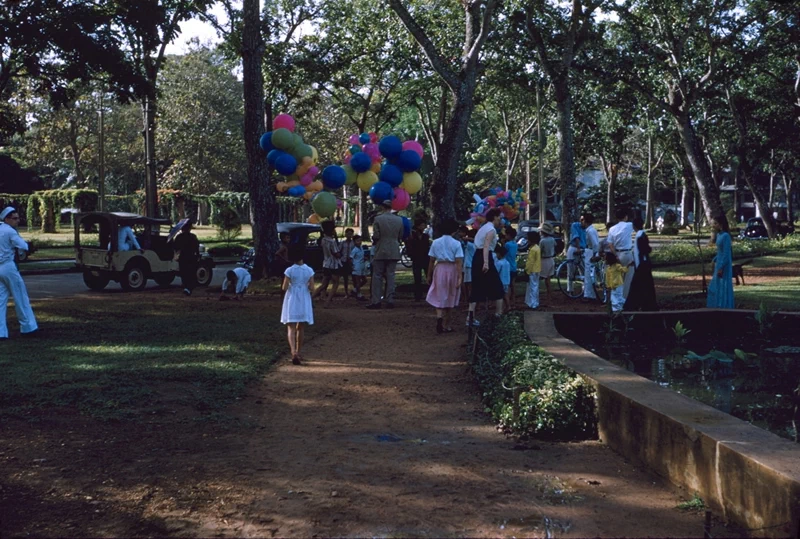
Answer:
[402,140,424,158]
[308,166,320,177]
[391,188,410,211]
[336,199,344,209]
[349,134,360,145]
[343,154,352,164]
[363,142,380,159]
[274,113,295,132]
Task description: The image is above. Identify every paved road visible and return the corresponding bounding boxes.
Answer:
[23,264,234,300]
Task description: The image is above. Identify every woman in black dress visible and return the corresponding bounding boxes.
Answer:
[624,217,657,311]
[467,208,505,326]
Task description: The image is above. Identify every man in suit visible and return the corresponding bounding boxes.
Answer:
[367,200,404,309]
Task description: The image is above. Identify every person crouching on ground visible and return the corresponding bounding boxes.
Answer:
[524,230,541,310]
[426,219,464,333]
[220,267,252,301]
[0,207,38,339]
[350,235,368,301]
[281,245,315,365]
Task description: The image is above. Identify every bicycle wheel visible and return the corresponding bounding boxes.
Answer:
[556,259,585,299]
[400,247,412,268]
[592,262,608,304]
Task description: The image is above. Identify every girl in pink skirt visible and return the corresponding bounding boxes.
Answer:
[426,220,464,334]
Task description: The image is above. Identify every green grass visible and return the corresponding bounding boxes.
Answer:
[0,293,336,421]
[652,251,800,280]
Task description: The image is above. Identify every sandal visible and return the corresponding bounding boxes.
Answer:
[291,355,301,365]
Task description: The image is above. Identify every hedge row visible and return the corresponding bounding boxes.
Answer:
[470,313,597,440]
[650,234,800,266]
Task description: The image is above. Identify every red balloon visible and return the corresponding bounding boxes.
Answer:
[274,113,296,132]
[402,140,424,158]
[369,132,378,143]
[392,188,410,211]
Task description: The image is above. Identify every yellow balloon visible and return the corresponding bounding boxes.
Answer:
[310,146,318,164]
[370,161,382,173]
[401,171,423,195]
[276,182,289,193]
[343,164,358,186]
[309,180,324,192]
[357,171,379,192]
[307,213,320,224]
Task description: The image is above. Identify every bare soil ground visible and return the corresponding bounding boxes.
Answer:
[5,263,791,537]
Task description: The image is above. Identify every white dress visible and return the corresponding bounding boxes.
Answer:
[281,264,315,324]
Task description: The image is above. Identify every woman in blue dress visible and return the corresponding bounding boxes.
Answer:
[706,215,734,309]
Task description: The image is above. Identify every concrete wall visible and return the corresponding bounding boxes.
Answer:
[525,310,800,537]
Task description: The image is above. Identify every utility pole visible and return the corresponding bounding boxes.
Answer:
[525,135,531,220]
[537,81,546,225]
[98,90,105,212]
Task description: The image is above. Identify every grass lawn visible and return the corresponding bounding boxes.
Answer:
[0,292,338,421]
[652,250,800,280]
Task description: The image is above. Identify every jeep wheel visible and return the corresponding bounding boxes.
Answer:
[154,273,175,287]
[196,262,213,287]
[83,270,110,291]
[121,261,148,291]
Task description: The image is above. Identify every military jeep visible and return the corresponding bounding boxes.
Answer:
[74,212,214,291]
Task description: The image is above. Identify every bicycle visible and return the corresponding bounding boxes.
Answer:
[556,251,607,302]
[400,245,412,268]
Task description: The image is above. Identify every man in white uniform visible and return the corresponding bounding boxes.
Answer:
[607,209,635,308]
[0,207,38,339]
[581,213,600,300]
[220,267,252,300]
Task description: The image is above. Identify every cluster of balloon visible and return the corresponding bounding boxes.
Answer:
[467,187,529,229]
[342,132,424,212]
[262,114,346,223]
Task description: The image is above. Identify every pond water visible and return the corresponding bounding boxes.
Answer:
[572,333,800,442]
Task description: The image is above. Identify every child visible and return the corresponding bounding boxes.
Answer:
[312,220,342,307]
[494,244,511,313]
[503,225,518,307]
[340,228,355,297]
[219,267,252,301]
[605,252,630,313]
[426,219,464,333]
[524,230,541,309]
[281,245,315,365]
[350,235,368,301]
[461,228,477,309]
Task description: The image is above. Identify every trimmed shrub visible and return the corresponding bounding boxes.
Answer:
[213,205,242,245]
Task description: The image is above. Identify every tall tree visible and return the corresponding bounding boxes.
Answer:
[388,0,500,231]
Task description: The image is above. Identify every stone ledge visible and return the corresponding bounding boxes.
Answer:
[525,310,800,537]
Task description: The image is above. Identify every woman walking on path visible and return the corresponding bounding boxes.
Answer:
[426,220,464,333]
[467,208,505,327]
[313,220,343,307]
[707,215,734,309]
[624,217,657,311]
[281,246,315,365]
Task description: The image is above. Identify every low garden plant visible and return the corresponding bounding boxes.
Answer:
[471,312,597,440]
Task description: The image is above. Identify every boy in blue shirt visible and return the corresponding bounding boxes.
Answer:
[494,244,511,313]
[502,225,518,308]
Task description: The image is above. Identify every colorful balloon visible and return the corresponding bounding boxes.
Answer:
[275,153,298,176]
[287,185,306,197]
[369,132,378,143]
[273,113,296,132]
[356,171,378,192]
[307,213,321,224]
[271,128,294,150]
[351,152,372,173]
[379,163,403,187]
[401,172,423,195]
[378,135,403,159]
[359,133,370,144]
[343,164,358,186]
[392,188,410,211]
[349,144,362,155]
[402,140,424,158]
[322,165,347,190]
[309,180,323,192]
[369,181,394,205]
[349,134,360,145]
[267,149,284,166]
[312,191,337,218]
[259,132,274,152]
[397,149,422,172]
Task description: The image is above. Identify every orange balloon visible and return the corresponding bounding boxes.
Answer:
[276,182,288,193]
[371,161,382,173]
[309,180,323,192]
[303,191,315,201]
[307,213,320,224]
[301,156,313,167]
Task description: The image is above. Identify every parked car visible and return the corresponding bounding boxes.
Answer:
[239,222,323,274]
[738,217,794,240]
[75,212,214,291]
[515,220,565,255]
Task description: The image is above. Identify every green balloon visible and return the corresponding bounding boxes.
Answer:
[296,143,313,159]
[292,133,304,150]
[271,128,293,150]
[311,191,337,218]
[343,164,358,186]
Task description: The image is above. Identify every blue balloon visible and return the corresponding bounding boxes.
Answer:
[401,216,411,240]
[275,153,298,176]
[350,152,372,173]
[379,163,403,187]
[359,132,370,145]
[260,132,274,152]
[369,181,394,205]
[322,165,347,189]
[267,149,284,166]
[378,135,402,159]
[287,185,306,197]
[397,149,422,172]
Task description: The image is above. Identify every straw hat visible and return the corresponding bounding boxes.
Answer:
[540,222,555,236]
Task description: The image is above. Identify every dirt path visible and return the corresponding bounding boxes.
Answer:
[2,295,749,538]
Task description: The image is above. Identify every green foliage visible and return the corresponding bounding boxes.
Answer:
[213,205,243,245]
[650,234,800,266]
[470,313,597,440]
[754,302,776,339]
[672,320,691,343]
[676,493,706,511]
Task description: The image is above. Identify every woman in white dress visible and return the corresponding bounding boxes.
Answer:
[281,245,315,365]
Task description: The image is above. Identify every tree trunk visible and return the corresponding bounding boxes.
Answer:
[784,173,794,229]
[429,80,477,232]
[674,113,724,223]
[677,154,693,227]
[68,119,86,188]
[242,0,278,279]
[142,96,158,218]
[740,160,777,238]
[554,80,578,237]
